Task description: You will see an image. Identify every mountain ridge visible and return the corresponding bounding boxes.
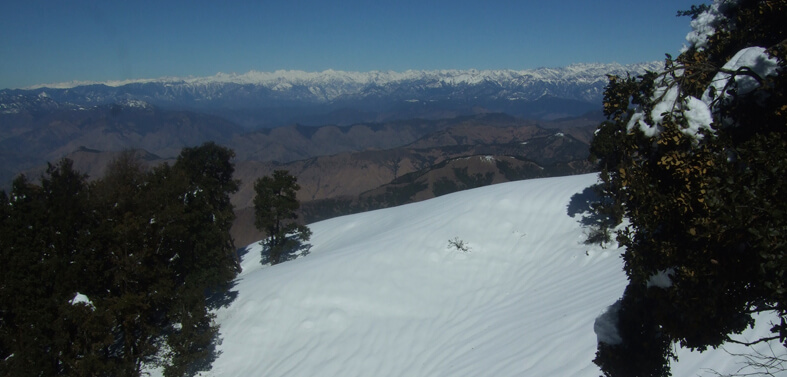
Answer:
[21,62,661,91]
[2,62,660,127]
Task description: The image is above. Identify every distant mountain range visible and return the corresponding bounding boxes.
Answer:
[1,62,660,127]
[0,62,658,244]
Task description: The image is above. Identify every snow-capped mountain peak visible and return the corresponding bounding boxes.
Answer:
[3,62,662,127]
[24,62,660,94]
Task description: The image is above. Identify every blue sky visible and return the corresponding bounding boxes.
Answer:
[0,1,703,89]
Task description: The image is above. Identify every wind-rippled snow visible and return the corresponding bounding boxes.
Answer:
[148,174,781,377]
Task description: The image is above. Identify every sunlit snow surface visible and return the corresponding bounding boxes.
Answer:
[157,174,779,377]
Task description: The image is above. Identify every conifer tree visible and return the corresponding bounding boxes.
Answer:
[92,152,169,376]
[0,160,115,376]
[160,142,240,377]
[0,144,241,377]
[253,170,311,265]
[0,174,57,376]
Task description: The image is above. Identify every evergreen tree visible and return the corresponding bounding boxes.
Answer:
[253,170,311,265]
[161,142,240,377]
[0,174,57,376]
[0,144,241,376]
[0,161,116,376]
[170,142,241,282]
[591,1,787,375]
[92,152,170,376]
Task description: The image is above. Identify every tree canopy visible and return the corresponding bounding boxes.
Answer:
[591,1,787,376]
[253,170,311,265]
[0,143,239,377]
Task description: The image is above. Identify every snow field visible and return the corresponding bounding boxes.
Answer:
[192,173,781,377]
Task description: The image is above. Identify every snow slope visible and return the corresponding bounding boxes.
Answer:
[187,174,781,377]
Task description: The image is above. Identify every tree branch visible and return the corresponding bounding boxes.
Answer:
[717,66,765,85]
[727,336,781,347]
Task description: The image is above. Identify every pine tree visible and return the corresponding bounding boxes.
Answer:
[160,142,240,377]
[0,174,56,376]
[0,146,241,376]
[0,160,117,376]
[253,170,311,265]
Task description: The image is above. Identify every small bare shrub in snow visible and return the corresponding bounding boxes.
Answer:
[448,237,470,252]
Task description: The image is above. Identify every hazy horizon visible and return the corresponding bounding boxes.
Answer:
[1,1,701,89]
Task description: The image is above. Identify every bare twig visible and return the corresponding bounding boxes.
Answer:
[703,341,787,377]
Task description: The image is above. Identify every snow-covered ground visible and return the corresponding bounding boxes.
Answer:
[183,173,781,377]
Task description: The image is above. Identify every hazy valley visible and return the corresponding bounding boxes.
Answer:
[0,65,647,245]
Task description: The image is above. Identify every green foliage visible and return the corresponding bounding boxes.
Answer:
[253,170,311,265]
[161,142,239,376]
[676,4,711,19]
[0,143,240,376]
[591,1,787,376]
[162,292,219,377]
[594,284,676,377]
